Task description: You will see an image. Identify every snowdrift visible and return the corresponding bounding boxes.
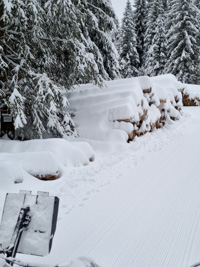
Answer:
[0,139,94,183]
[68,74,183,143]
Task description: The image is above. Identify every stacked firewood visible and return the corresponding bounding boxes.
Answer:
[69,75,184,144]
[182,92,200,106]
[115,84,183,142]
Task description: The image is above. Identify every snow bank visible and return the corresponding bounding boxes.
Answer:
[0,139,94,183]
[0,151,61,177]
[0,139,94,167]
[68,74,183,143]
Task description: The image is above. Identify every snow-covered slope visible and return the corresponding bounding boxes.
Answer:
[2,107,199,267]
[68,74,183,143]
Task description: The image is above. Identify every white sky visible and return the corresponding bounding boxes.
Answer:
[111,0,135,22]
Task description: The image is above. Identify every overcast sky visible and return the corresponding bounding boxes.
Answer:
[111,0,135,22]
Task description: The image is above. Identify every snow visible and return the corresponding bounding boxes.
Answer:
[0,139,94,167]
[1,76,200,267]
[184,83,200,103]
[146,104,161,125]
[68,74,183,143]
[0,258,10,267]
[0,107,199,267]
[0,152,61,178]
[138,75,152,90]
[0,139,94,186]
[3,0,13,13]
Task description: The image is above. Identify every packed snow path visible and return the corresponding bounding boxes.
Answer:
[7,108,200,266]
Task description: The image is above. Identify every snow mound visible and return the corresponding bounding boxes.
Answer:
[0,151,61,177]
[68,74,183,143]
[0,139,95,183]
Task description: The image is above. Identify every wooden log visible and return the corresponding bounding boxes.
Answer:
[170,116,177,121]
[195,97,200,104]
[36,174,59,181]
[143,87,152,94]
[128,131,135,142]
[116,118,133,123]
[182,93,197,106]
[149,101,154,106]
[89,157,94,162]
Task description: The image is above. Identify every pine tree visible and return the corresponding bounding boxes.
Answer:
[145,0,167,76]
[194,0,200,56]
[133,0,147,72]
[0,0,76,139]
[85,0,120,81]
[0,1,7,89]
[166,0,200,84]
[0,0,121,139]
[119,0,139,78]
[44,0,120,85]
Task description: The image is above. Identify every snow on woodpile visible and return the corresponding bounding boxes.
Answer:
[0,139,94,183]
[151,74,183,122]
[182,84,200,106]
[68,74,183,142]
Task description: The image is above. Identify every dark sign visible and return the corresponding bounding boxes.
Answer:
[0,191,59,257]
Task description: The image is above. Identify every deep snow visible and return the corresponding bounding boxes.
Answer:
[1,107,200,267]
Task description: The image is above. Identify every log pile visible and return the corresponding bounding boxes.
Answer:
[114,84,182,142]
[180,85,200,106]
[69,74,183,144]
[182,93,199,106]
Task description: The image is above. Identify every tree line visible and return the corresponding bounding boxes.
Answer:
[119,0,200,84]
[0,0,199,139]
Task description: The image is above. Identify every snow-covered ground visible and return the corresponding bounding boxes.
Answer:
[1,107,200,267]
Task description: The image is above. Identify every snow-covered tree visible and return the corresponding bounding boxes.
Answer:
[194,1,200,53]
[119,0,139,78]
[0,0,121,139]
[0,0,76,139]
[145,0,167,76]
[166,0,200,84]
[195,0,200,9]
[85,0,120,81]
[44,0,120,85]
[133,0,147,72]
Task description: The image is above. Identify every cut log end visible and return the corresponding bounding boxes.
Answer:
[36,174,59,181]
